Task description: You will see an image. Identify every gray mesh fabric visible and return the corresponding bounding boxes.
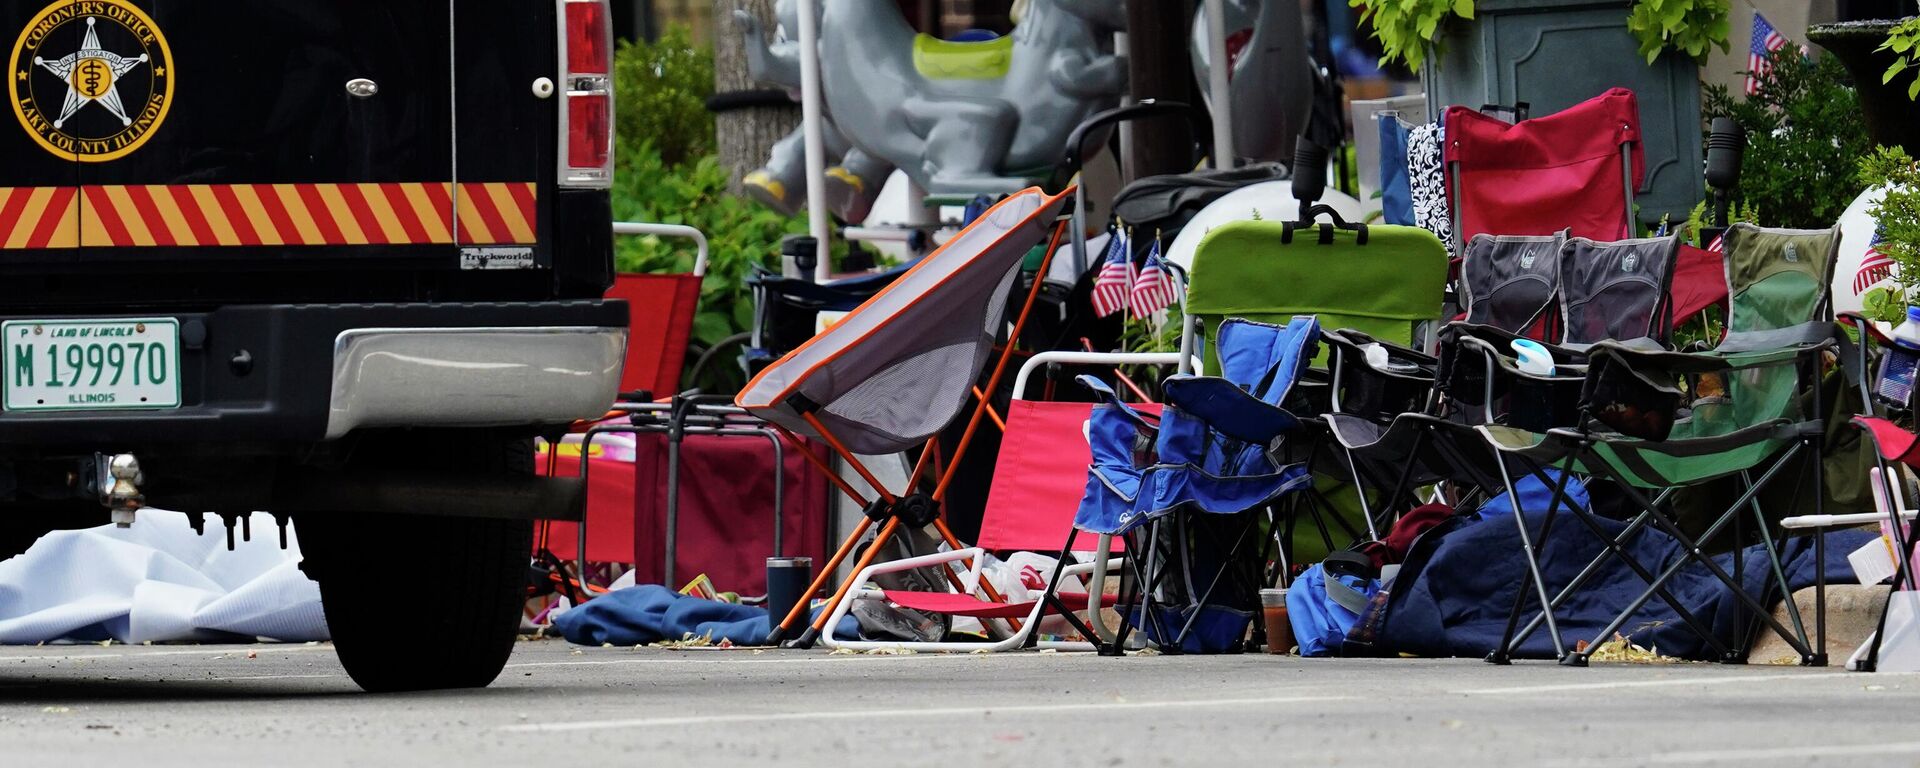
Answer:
[1462,232,1565,332]
[1558,235,1679,345]
[736,188,1068,455]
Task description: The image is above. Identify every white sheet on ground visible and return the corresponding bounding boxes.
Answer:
[0,511,327,644]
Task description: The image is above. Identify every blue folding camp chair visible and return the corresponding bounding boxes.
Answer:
[1076,316,1322,653]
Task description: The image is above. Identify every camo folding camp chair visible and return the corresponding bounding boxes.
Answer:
[736,187,1073,648]
[1075,316,1323,652]
[1183,207,1449,559]
[1480,223,1842,666]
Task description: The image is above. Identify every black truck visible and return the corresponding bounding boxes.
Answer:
[0,0,627,691]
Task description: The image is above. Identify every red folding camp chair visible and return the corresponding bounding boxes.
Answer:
[1445,88,1644,253]
[737,187,1075,648]
[818,350,1175,651]
[607,222,709,397]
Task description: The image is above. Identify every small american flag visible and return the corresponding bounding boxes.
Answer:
[1856,228,1895,295]
[1130,239,1177,318]
[1707,231,1725,253]
[1090,228,1134,318]
[1746,12,1791,95]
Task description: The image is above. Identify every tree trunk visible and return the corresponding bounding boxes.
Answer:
[713,0,800,193]
[1123,0,1200,183]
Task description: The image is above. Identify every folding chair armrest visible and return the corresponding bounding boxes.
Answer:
[1013,351,1185,397]
[1058,557,1126,579]
[1585,337,1833,377]
[847,547,989,594]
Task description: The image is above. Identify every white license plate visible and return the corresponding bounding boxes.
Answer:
[3,318,182,412]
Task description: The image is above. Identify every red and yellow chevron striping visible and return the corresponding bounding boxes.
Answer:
[0,182,536,249]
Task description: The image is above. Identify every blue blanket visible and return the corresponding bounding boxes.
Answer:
[553,585,860,646]
[1378,504,1870,660]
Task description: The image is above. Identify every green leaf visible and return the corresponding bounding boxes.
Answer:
[1910,77,1920,101]
[1887,59,1910,84]
[1453,0,1474,20]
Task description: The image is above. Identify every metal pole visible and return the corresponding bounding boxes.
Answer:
[1204,0,1234,170]
[796,0,832,281]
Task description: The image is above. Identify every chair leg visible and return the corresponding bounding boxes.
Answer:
[1572,453,1812,664]
[788,517,904,649]
[768,515,872,645]
[1488,452,1567,663]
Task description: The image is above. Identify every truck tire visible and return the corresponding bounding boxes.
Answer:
[296,434,536,693]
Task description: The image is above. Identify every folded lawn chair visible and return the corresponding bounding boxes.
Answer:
[817,350,1177,652]
[1445,88,1644,253]
[1481,223,1842,666]
[737,187,1073,648]
[1184,209,1449,561]
[1076,317,1323,653]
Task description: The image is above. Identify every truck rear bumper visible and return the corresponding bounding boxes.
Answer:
[327,325,624,439]
[0,301,629,447]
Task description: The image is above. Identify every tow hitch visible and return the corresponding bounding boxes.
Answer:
[82,453,146,528]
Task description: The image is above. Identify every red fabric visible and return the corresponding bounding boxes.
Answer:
[1856,417,1920,470]
[1671,245,1730,325]
[1445,88,1644,242]
[882,589,1092,619]
[536,433,830,595]
[978,400,1163,553]
[537,453,639,564]
[607,273,701,398]
[628,431,830,595]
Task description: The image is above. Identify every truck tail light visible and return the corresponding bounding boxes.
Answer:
[558,0,614,189]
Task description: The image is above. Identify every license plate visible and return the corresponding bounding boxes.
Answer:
[3,318,182,411]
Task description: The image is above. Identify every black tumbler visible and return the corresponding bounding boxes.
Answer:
[765,557,814,634]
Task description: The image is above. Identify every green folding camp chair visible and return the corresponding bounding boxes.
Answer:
[1480,222,1843,666]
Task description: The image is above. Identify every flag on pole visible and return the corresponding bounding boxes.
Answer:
[1129,238,1177,318]
[1856,228,1895,295]
[1090,227,1134,318]
[1707,231,1726,253]
[1746,12,1791,95]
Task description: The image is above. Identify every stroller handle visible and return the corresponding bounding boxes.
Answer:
[1062,100,1209,179]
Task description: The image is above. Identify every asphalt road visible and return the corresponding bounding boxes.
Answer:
[1,640,1916,767]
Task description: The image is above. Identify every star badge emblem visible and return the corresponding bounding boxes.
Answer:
[33,17,147,129]
[10,0,176,162]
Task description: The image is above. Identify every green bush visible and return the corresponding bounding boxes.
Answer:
[1858,146,1920,322]
[614,26,716,167]
[1703,48,1873,230]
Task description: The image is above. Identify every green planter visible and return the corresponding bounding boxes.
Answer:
[1425,0,1704,226]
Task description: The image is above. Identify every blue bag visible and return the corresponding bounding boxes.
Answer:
[1286,553,1382,657]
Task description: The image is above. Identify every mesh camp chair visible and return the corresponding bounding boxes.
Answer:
[817,351,1180,652]
[1481,223,1842,666]
[1326,233,1683,593]
[1444,88,1643,254]
[737,187,1073,648]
